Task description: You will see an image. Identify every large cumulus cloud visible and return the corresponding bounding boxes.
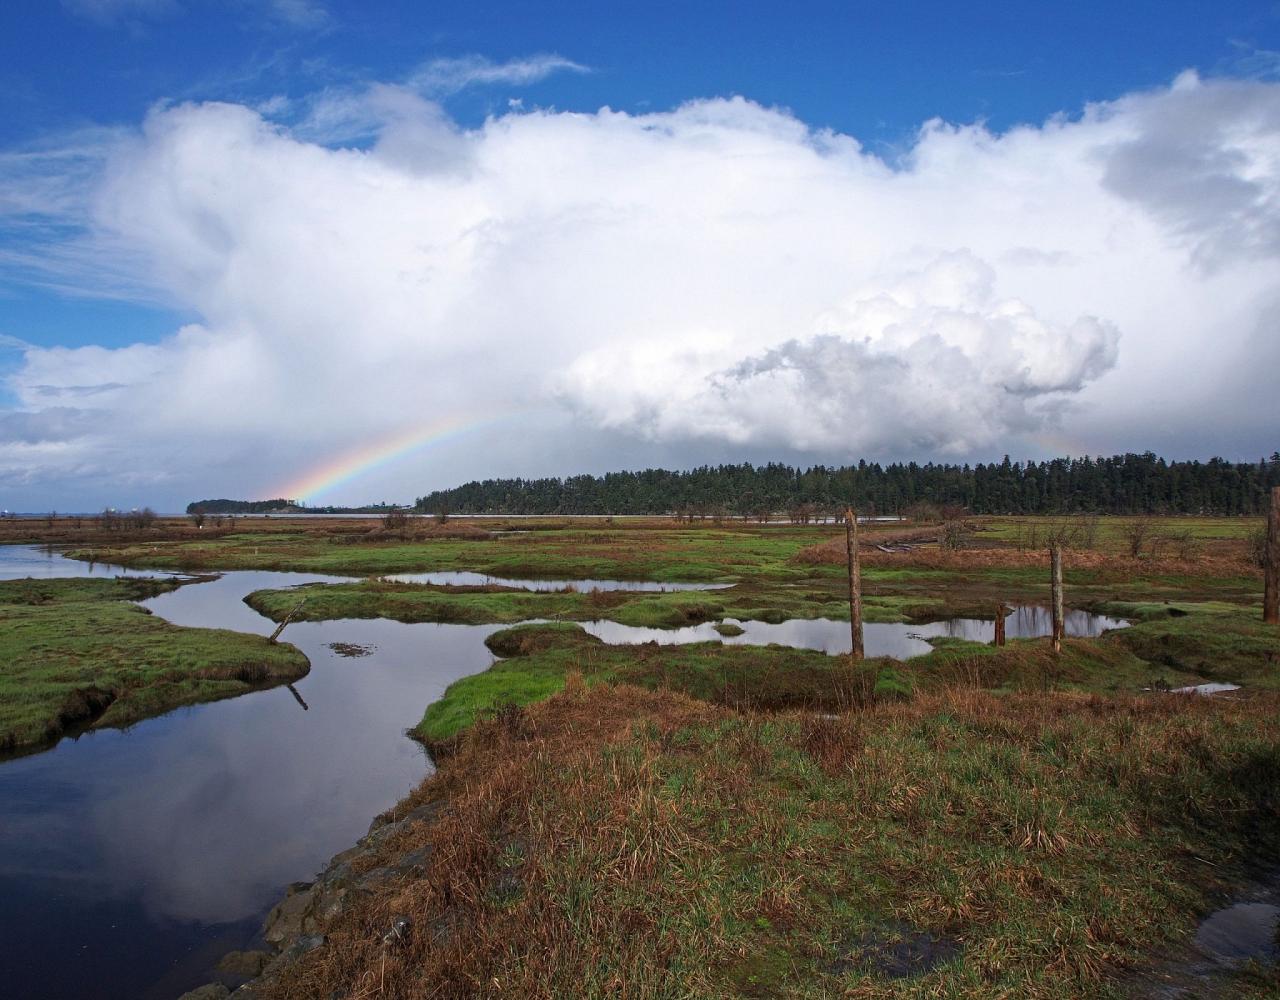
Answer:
[2,69,1278,506]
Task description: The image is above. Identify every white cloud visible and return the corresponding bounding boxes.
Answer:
[63,0,329,30]
[2,73,1279,507]
[406,54,589,95]
[62,0,177,24]
[264,0,328,29]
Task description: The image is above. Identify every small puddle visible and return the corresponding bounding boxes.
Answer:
[1172,683,1241,696]
[1195,902,1280,964]
[828,922,961,979]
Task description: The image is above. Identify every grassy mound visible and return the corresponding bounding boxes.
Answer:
[0,576,309,754]
[412,621,1195,748]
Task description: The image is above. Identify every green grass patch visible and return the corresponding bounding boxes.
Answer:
[0,576,309,754]
[412,621,1198,748]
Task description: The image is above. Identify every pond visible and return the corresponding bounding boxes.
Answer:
[0,546,1127,998]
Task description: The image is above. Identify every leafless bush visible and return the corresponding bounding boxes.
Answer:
[190,512,206,528]
[382,509,409,532]
[940,516,968,551]
[1123,518,1153,558]
[1073,514,1100,549]
[1036,514,1101,551]
[787,503,818,525]
[1169,530,1201,561]
[1249,526,1268,568]
[904,502,941,523]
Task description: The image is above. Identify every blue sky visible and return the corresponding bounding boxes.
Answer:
[1,1,1278,508]
[2,1,1277,355]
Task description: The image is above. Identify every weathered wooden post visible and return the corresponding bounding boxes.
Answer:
[1050,546,1064,653]
[1266,486,1280,625]
[994,604,1007,647]
[844,507,864,660]
[269,599,307,644]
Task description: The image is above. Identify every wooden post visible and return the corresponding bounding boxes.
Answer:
[994,604,1007,647]
[1050,546,1064,653]
[269,600,306,644]
[1266,486,1280,625]
[844,507,864,660]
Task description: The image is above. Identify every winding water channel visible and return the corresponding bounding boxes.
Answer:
[0,545,1127,998]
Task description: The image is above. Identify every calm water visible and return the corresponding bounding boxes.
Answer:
[0,546,1125,999]
[0,544,163,580]
[0,551,506,999]
[385,570,729,591]
[583,605,1128,657]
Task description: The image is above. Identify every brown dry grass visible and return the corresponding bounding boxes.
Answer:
[260,680,1280,1000]
[268,683,722,999]
[794,536,1259,578]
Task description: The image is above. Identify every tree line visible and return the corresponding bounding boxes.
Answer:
[413,452,1280,518]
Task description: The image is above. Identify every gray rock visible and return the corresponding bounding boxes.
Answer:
[262,884,316,945]
[217,949,272,977]
[177,985,230,1000]
[383,915,412,948]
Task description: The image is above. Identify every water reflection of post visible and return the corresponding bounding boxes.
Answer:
[844,508,863,660]
[286,684,310,711]
[1050,546,1064,653]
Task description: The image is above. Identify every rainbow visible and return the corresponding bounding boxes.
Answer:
[273,413,501,504]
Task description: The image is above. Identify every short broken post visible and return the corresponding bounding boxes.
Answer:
[1265,486,1280,625]
[844,507,864,660]
[1050,545,1064,653]
[994,604,1007,647]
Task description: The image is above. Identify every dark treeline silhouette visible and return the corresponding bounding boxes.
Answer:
[413,453,1280,517]
[187,498,298,514]
[186,499,403,515]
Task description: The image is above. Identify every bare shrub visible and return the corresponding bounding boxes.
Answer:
[1170,530,1202,561]
[904,502,941,523]
[1122,518,1153,558]
[939,509,970,551]
[190,512,206,528]
[1073,514,1100,549]
[1248,526,1268,568]
[382,509,409,532]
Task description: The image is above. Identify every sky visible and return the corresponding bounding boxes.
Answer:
[1,1,1278,511]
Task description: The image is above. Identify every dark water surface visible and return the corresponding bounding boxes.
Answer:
[0,546,1126,999]
[1,550,504,999]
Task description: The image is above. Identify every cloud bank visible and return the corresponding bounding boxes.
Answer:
[2,70,1279,506]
